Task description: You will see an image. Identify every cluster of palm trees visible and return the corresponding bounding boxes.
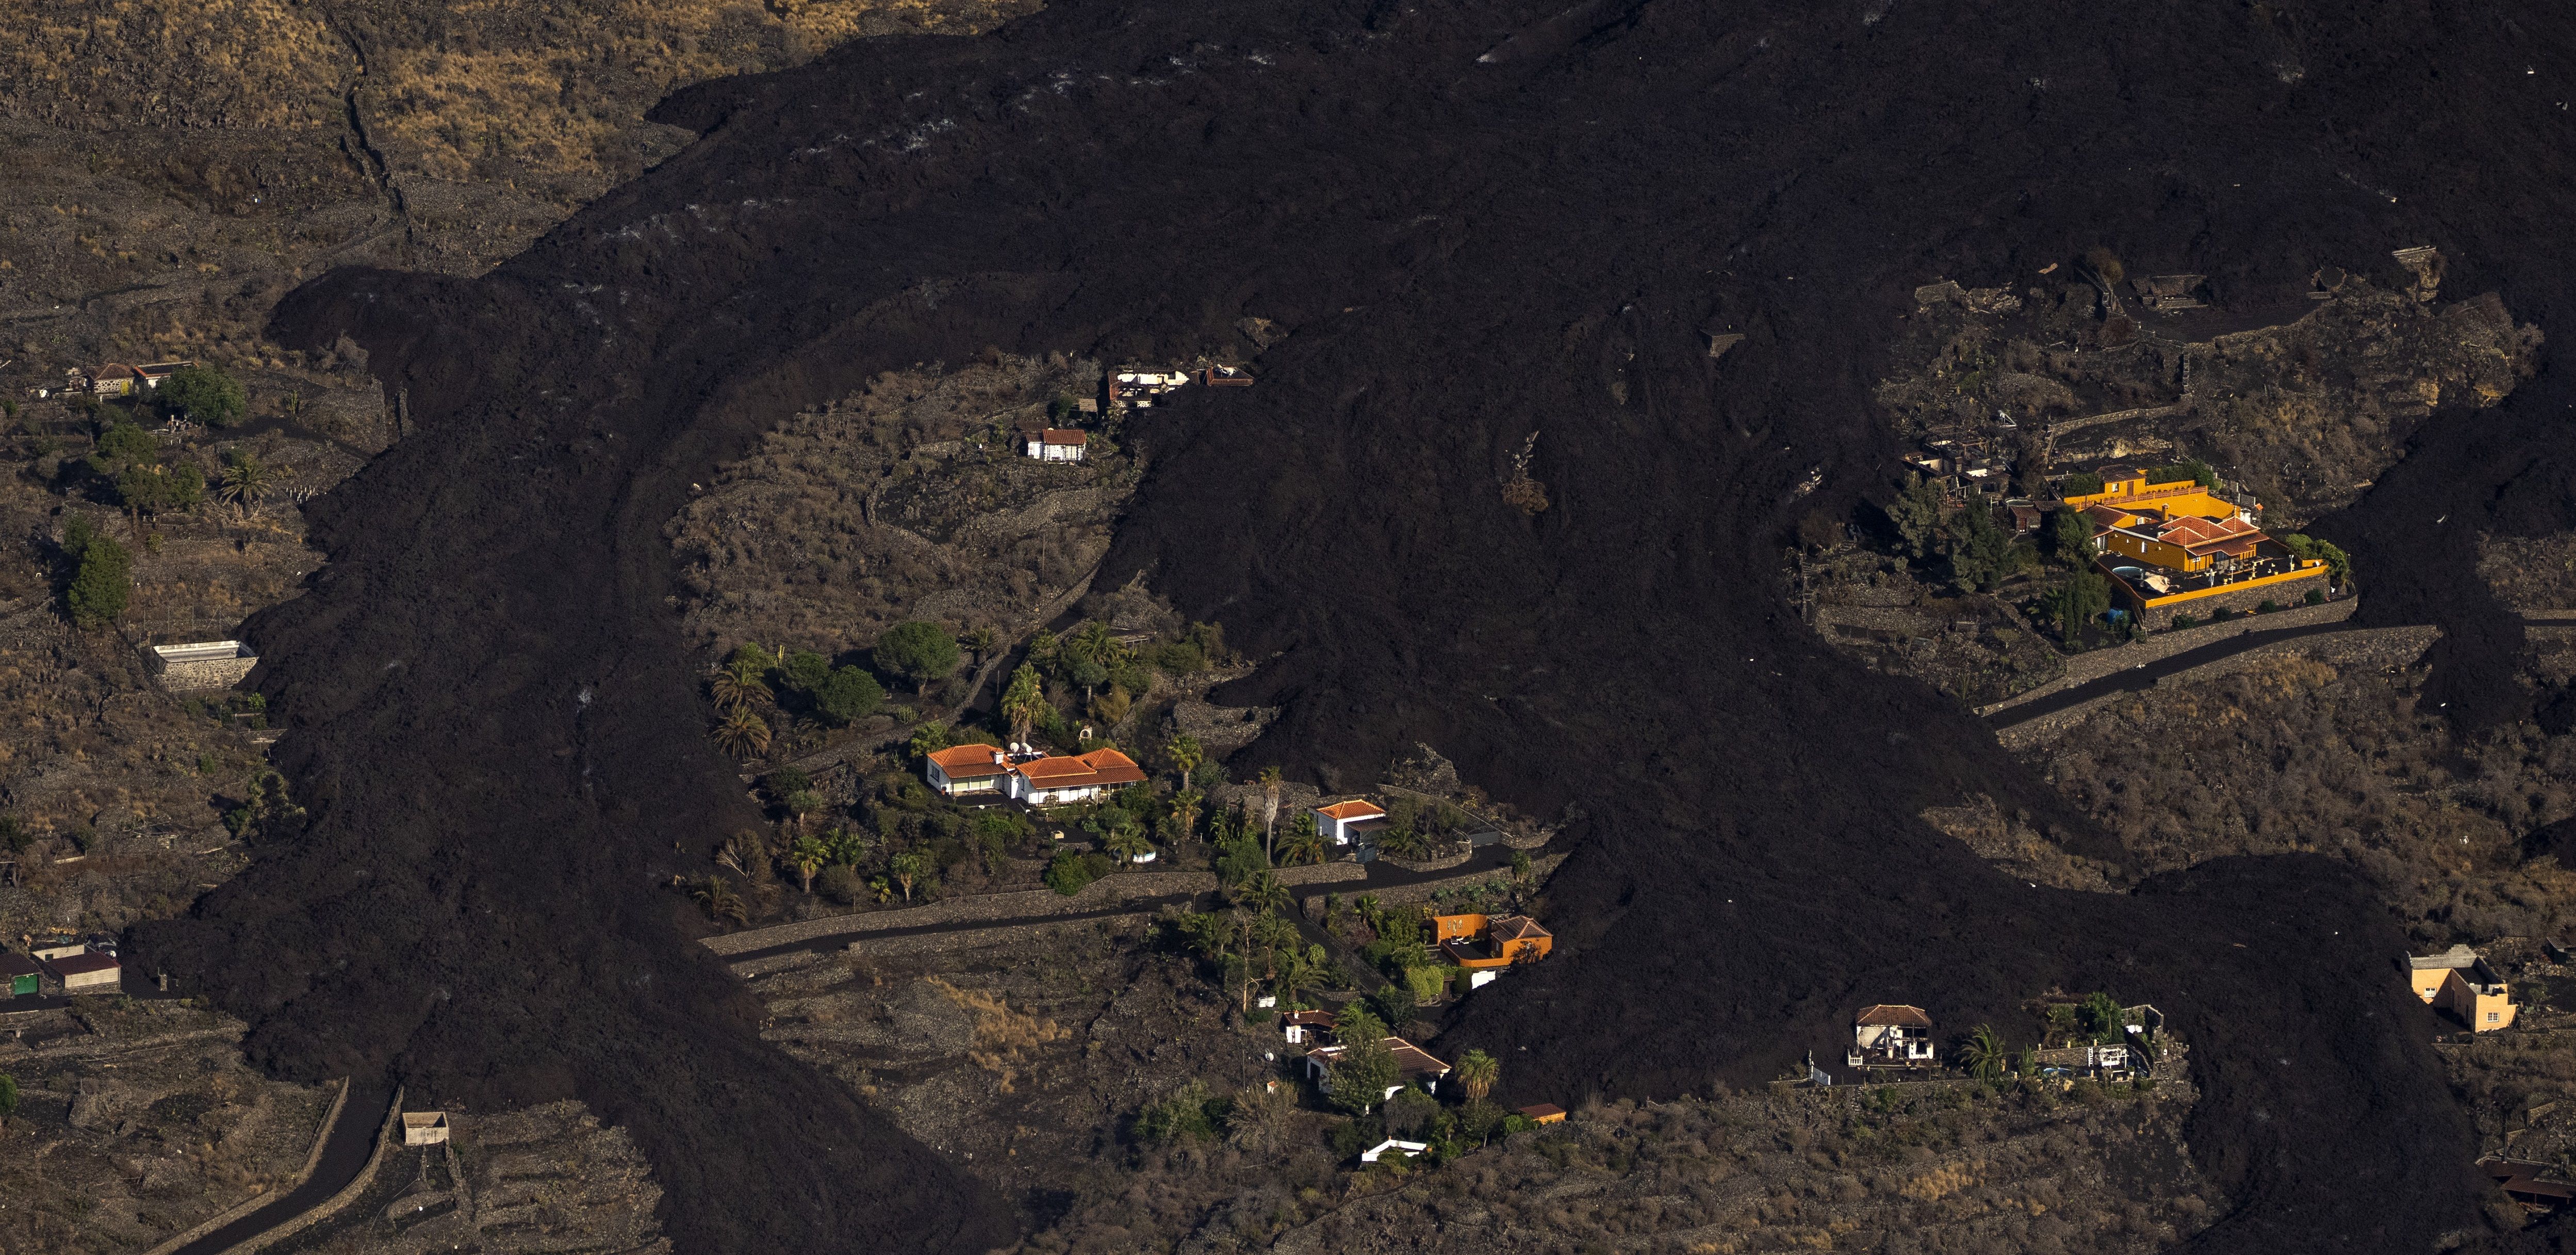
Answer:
[710,651,775,760]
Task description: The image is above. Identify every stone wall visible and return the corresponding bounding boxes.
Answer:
[1979,595,2357,718]
[158,656,257,691]
[2132,575,2332,631]
[1996,625,2439,751]
[704,862,1370,958]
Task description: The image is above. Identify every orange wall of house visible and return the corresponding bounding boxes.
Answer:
[1434,914,1488,942]
[1497,935,1553,963]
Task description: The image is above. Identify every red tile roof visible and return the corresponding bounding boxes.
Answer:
[1855,1004,1932,1028]
[927,744,1010,777]
[1013,748,1145,790]
[1039,428,1088,446]
[1317,800,1385,821]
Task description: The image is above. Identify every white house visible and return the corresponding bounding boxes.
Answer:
[925,744,1014,798]
[1112,371,1191,407]
[1302,1037,1450,1100]
[1024,428,1088,462]
[1847,1004,1938,1068]
[1358,1138,1429,1164]
[1006,748,1146,806]
[1315,799,1390,846]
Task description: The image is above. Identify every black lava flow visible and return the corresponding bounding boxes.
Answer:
[127,0,2576,1249]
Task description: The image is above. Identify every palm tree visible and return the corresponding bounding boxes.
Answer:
[782,790,823,834]
[1167,734,1204,789]
[1272,942,1324,1010]
[1234,869,1290,917]
[692,875,748,925]
[1453,1049,1500,1102]
[1001,663,1048,747]
[888,852,929,902]
[1277,821,1325,867]
[1956,1024,2009,1080]
[215,452,281,520]
[1104,824,1154,865]
[713,707,772,760]
[711,657,771,712]
[1258,766,1283,861]
[964,625,998,669]
[786,833,829,894]
[1167,789,1203,844]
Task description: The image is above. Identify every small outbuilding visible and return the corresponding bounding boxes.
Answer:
[402,1112,452,1146]
[48,951,120,993]
[1,952,43,998]
[1517,1103,1567,1124]
[1358,1138,1429,1164]
[1280,1009,1336,1045]
[1314,799,1389,847]
[1024,429,1089,462]
[148,641,259,692]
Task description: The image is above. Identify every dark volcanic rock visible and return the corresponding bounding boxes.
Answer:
[129,0,2576,1250]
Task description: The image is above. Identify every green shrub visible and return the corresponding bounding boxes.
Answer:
[1404,965,1448,1005]
[1328,1116,1383,1160]
[2171,614,2197,630]
[1045,850,1112,895]
[159,364,247,428]
[815,666,885,724]
[2304,589,2326,606]
[64,535,132,628]
[816,864,862,904]
[1134,1080,1228,1145]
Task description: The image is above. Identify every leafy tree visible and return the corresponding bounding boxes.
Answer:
[907,721,954,760]
[88,421,160,477]
[2061,471,2106,497]
[1329,1037,1401,1115]
[64,534,132,629]
[1102,819,1154,866]
[2080,246,2126,291]
[159,364,247,428]
[1134,1080,1224,1145]
[1886,473,1947,561]
[888,852,929,902]
[2279,533,2351,585]
[2146,458,2217,490]
[782,790,825,833]
[1956,1024,2010,1080]
[1215,834,1269,888]
[1371,981,1418,1028]
[117,460,204,523]
[2076,991,2126,1044]
[1942,500,2019,593]
[2035,571,2111,641]
[814,665,884,724]
[875,621,961,697]
[1453,1049,1499,1102]
[779,649,831,694]
[59,514,96,561]
[1336,1005,1388,1047]
[1001,664,1049,747]
[2049,508,2096,563]
[713,707,772,759]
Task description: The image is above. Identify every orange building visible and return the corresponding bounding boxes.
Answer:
[1436,914,1553,987]
[2408,944,2518,1031]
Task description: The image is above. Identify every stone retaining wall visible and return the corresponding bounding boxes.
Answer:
[1996,625,2438,751]
[1979,596,2357,717]
[141,1079,352,1255]
[1299,854,1568,918]
[159,657,257,691]
[701,868,1225,956]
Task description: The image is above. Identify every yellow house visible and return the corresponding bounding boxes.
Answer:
[2065,473,2329,623]
[2408,944,2517,1031]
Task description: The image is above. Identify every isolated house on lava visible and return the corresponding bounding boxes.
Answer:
[2408,944,2518,1032]
[1847,1004,1938,1068]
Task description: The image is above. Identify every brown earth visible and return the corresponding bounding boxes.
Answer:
[0,999,337,1253]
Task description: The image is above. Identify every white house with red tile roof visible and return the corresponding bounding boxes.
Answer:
[1302,1037,1451,1100]
[1315,798,1390,846]
[1008,748,1146,805]
[925,744,1014,797]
